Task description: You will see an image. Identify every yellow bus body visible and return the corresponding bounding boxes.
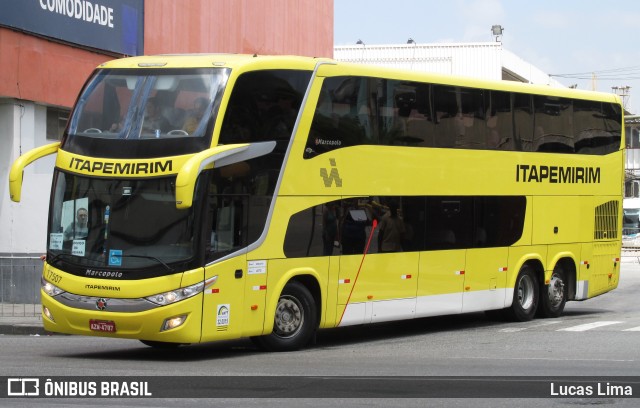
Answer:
[10,54,621,349]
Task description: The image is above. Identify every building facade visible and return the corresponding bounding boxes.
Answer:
[0,0,333,276]
[334,42,564,86]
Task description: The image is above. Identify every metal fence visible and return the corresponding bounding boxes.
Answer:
[0,257,42,317]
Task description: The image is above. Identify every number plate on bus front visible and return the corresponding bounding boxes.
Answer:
[89,319,116,333]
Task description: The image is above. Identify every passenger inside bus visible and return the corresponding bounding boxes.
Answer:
[141,97,170,135]
[183,97,209,134]
[63,207,89,240]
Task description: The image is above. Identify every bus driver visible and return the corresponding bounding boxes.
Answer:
[63,208,89,240]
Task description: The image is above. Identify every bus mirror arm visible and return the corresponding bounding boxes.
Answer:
[9,142,61,202]
[175,141,276,209]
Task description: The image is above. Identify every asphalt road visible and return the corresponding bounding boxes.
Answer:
[1,263,639,407]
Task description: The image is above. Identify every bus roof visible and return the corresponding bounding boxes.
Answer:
[98,53,328,72]
[98,53,621,105]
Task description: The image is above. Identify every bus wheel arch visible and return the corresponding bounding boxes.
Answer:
[252,276,320,352]
[507,261,543,322]
[537,258,574,318]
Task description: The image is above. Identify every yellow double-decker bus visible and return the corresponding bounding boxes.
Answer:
[9,54,623,351]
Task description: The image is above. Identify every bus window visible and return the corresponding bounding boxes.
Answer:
[533,96,574,153]
[513,93,533,151]
[304,76,369,158]
[574,100,622,155]
[219,69,312,146]
[65,68,229,158]
[432,85,459,148]
[486,91,513,150]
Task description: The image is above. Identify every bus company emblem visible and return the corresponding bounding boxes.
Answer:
[320,158,343,187]
[96,298,108,311]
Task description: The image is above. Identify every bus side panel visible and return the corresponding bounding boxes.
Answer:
[586,242,620,298]
[577,243,593,299]
[241,259,268,337]
[323,255,340,328]
[201,256,247,342]
[337,253,418,325]
[462,247,509,313]
[532,196,583,245]
[415,249,465,318]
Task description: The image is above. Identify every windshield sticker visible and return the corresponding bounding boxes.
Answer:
[71,240,86,257]
[108,249,123,266]
[216,304,230,328]
[49,233,63,250]
[248,260,267,275]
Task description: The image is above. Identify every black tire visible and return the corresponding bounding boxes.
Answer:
[252,281,317,352]
[537,264,567,318]
[506,265,539,322]
[139,340,183,349]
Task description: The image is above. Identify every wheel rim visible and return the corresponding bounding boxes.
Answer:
[517,274,535,310]
[547,272,565,309]
[273,295,304,339]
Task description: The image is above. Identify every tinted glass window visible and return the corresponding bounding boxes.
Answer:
[513,93,533,151]
[474,196,526,247]
[487,91,513,150]
[220,69,312,145]
[573,100,622,155]
[47,171,198,278]
[534,96,573,153]
[305,76,369,158]
[283,196,526,257]
[64,68,229,159]
[305,75,621,157]
[425,196,473,250]
[204,151,281,262]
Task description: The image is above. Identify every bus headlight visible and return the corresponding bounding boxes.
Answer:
[145,281,205,306]
[161,314,188,331]
[41,277,65,297]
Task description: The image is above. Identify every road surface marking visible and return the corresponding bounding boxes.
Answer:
[558,321,622,332]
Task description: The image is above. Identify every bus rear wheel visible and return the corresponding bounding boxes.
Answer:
[252,281,317,352]
[537,264,567,318]
[507,265,539,322]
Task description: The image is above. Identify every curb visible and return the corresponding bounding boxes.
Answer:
[0,323,50,336]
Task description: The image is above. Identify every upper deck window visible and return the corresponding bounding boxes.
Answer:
[64,68,229,158]
[305,75,622,158]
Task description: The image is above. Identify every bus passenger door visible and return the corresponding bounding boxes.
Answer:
[462,248,508,313]
[416,249,466,317]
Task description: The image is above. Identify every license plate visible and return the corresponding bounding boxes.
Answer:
[89,319,116,333]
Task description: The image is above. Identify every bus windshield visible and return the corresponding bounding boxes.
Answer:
[47,171,197,275]
[64,68,229,157]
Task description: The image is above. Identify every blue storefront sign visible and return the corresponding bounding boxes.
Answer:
[0,0,144,56]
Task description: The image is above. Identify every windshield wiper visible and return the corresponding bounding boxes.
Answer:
[120,254,174,273]
[46,253,79,266]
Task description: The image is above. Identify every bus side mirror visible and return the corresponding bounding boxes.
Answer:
[9,142,61,202]
[174,141,276,209]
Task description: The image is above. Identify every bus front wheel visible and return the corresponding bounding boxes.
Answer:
[537,264,567,318]
[507,265,539,322]
[252,281,317,352]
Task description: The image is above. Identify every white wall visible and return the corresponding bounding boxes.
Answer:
[334,42,503,80]
[0,99,55,255]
